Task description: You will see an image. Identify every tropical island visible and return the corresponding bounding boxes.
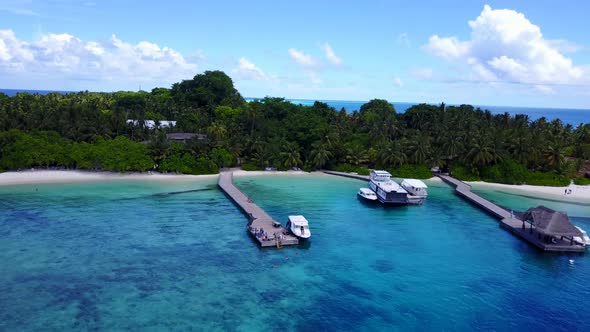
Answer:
[1,70,589,187]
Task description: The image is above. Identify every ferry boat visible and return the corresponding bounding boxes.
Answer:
[400,179,428,204]
[368,170,409,204]
[287,215,311,239]
[357,188,378,201]
[574,226,590,247]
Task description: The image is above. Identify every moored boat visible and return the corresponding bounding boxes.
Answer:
[368,170,408,204]
[400,179,428,204]
[357,188,378,201]
[287,215,311,239]
[573,226,590,247]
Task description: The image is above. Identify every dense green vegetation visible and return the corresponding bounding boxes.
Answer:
[574,177,590,185]
[389,165,433,180]
[1,70,589,185]
[333,164,370,176]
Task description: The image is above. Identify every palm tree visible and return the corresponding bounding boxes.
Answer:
[573,124,590,158]
[281,142,302,168]
[344,144,369,166]
[407,135,431,164]
[441,133,463,162]
[507,127,531,165]
[252,144,272,167]
[149,130,170,166]
[378,140,407,167]
[207,121,227,144]
[309,142,332,169]
[465,138,495,172]
[544,143,564,171]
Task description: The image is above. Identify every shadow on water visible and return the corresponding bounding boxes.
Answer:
[356,196,381,208]
[116,187,215,201]
[298,239,312,250]
[152,186,216,197]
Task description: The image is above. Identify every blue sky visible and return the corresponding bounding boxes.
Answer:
[1,0,589,108]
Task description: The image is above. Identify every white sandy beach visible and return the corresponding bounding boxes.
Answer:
[467,181,590,203]
[232,169,319,177]
[0,170,218,186]
[0,169,320,187]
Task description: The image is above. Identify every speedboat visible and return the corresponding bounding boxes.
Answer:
[573,226,590,246]
[287,215,311,239]
[357,188,377,201]
[368,170,409,204]
[400,179,428,204]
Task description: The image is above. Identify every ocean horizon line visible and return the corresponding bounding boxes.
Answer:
[245,97,590,112]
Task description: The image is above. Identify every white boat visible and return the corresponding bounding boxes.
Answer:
[357,188,378,201]
[573,226,590,246]
[400,179,428,204]
[368,170,409,204]
[287,215,311,239]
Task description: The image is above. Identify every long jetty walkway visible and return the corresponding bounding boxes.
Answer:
[218,171,299,248]
[322,170,370,181]
[438,174,584,253]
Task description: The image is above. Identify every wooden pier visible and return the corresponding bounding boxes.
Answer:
[438,174,584,253]
[218,171,299,248]
[322,170,369,181]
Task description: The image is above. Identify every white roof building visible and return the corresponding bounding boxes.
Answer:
[126,119,176,129]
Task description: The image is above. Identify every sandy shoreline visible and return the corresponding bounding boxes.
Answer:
[1,169,588,204]
[0,170,218,186]
[0,169,319,186]
[232,170,321,177]
[467,180,590,203]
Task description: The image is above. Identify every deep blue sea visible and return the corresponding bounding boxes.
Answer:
[0,88,75,96]
[0,174,589,331]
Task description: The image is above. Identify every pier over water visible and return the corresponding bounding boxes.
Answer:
[218,171,299,248]
[438,174,584,253]
[322,170,370,181]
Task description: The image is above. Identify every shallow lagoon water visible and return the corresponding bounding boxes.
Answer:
[1,175,589,331]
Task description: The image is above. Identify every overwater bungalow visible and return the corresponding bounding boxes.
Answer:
[521,206,584,246]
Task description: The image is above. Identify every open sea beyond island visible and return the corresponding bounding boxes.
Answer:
[246,98,590,126]
[1,174,589,331]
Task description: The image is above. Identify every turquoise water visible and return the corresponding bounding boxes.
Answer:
[1,175,589,331]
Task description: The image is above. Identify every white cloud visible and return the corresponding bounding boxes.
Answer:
[393,77,403,87]
[288,48,317,67]
[425,5,587,86]
[322,43,342,65]
[426,35,469,59]
[0,29,198,87]
[233,57,270,81]
[546,39,582,53]
[0,30,34,67]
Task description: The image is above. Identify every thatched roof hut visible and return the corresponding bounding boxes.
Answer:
[521,206,582,238]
